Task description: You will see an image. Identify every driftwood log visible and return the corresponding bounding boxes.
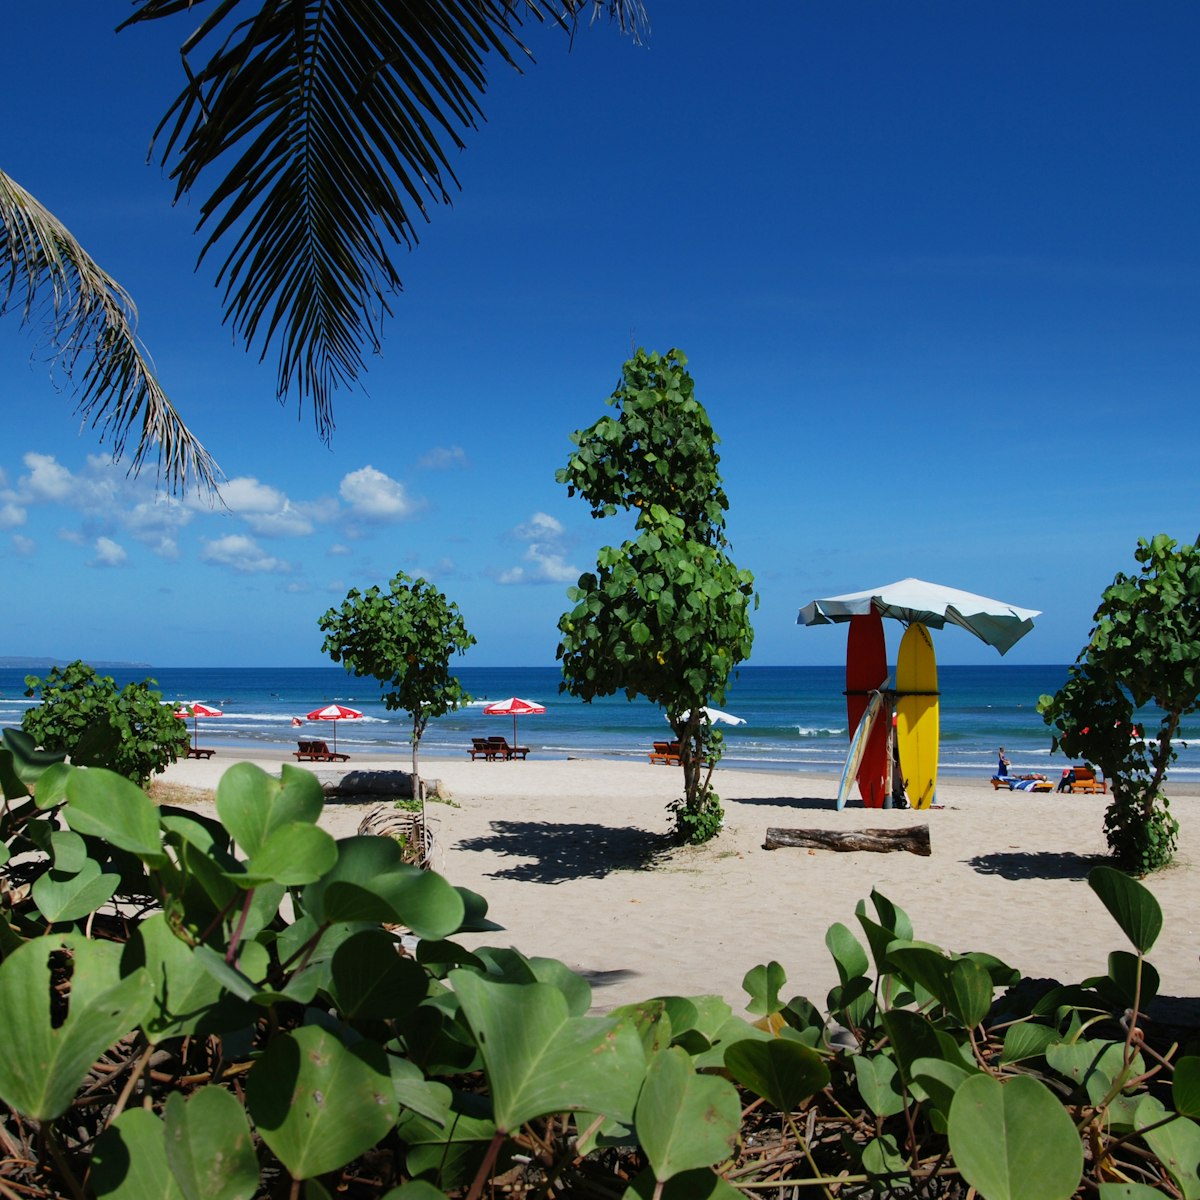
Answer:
[763,825,931,857]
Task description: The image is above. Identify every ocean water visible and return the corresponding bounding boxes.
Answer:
[3,664,1197,782]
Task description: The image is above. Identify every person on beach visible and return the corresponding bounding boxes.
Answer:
[998,747,1011,777]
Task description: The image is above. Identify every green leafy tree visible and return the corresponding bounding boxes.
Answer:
[2,2,645,492]
[1038,533,1200,873]
[557,348,757,842]
[21,660,190,785]
[318,572,475,801]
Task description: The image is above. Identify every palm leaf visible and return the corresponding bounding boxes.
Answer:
[0,168,222,496]
[121,0,647,438]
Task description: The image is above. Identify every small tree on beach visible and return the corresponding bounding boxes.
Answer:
[1038,533,1200,873]
[318,572,475,803]
[22,660,189,785]
[557,348,757,842]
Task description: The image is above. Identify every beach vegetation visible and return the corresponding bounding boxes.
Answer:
[319,571,475,804]
[1,2,646,493]
[1039,533,1200,873]
[21,659,190,785]
[556,348,757,842]
[0,747,1197,1198]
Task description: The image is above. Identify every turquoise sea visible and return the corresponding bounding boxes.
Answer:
[3,665,1197,782]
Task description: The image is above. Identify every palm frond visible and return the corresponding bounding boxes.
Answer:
[120,0,647,439]
[0,168,223,496]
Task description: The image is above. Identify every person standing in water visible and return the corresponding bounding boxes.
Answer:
[998,746,1011,777]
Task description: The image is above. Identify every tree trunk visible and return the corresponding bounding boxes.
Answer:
[763,825,931,856]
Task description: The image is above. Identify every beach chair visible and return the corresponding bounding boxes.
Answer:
[1069,766,1107,794]
[294,739,350,763]
[991,774,1053,792]
[487,736,529,761]
[648,740,682,765]
[468,737,502,761]
[186,747,216,760]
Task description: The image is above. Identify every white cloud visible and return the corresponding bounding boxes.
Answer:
[220,477,286,514]
[515,512,565,540]
[21,453,74,502]
[201,534,291,574]
[328,543,352,556]
[284,581,311,594]
[497,512,580,585]
[151,537,180,560]
[339,466,416,520]
[90,536,128,568]
[419,445,468,470]
[11,534,35,556]
[124,499,192,539]
[0,502,26,528]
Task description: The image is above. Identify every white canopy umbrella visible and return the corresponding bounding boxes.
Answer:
[666,706,746,727]
[797,577,1040,655]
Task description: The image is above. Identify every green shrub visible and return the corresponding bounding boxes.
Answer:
[22,660,189,785]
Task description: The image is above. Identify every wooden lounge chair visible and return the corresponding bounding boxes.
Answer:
[186,747,215,760]
[294,739,350,763]
[1069,766,1107,794]
[487,736,529,761]
[468,737,503,761]
[648,740,682,766]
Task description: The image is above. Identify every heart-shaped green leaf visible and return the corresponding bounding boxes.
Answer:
[742,961,787,1016]
[724,1037,829,1111]
[999,1021,1058,1064]
[302,837,464,937]
[450,970,644,1132]
[328,930,428,1020]
[635,1046,741,1182]
[1140,1106,1200,1199]
[242,821,337,887]
[124,915,253,1043]
[622,1166,743,1199]
[1088,866,1162,953]
[65,768,166,866]
[946,957,994,1028]
[91,1107,184,1199]
[949,1073,1083,1200]
[246,1025,398,1180]
[0,935,152,1120]
[825,922,869,983]
[217,763,323,857]
[854,1052,905,1118]
[32,858,120,923]
[163,1086,259,1200]
[2,728,66,791]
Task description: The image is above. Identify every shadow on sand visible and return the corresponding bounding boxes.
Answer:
[966,850,1107,881]
[454,819,674,884]
[726,795,840,811]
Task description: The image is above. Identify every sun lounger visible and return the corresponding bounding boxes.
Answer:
[1068,766,1107,794]
[487,736,529,761]
[991,774,1053,792]
[294,739,350,763]
[186,747,215,760]
[468,737,504,761]
[648,740,682,766]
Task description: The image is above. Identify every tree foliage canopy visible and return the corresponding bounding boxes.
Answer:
[557,349,756,840]
[318,573,475,790]
[21,660,189,785]
[1039,533,1200,871]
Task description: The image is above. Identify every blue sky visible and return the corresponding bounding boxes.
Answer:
[2,3,1197,669]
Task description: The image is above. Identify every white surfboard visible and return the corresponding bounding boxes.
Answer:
[837,687,886,810]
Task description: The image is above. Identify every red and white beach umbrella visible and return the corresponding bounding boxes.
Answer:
[481,696,545,748]
[305,703,363,755]
[174,701,223,751]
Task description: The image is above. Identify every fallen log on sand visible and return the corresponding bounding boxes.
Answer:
[764,825,931,857]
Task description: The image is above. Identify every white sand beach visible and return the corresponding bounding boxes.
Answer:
[158,752,1200,1019]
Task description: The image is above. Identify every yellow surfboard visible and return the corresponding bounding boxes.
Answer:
[896,622,939,809]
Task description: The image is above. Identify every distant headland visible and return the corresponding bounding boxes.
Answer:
[0,658,154,670]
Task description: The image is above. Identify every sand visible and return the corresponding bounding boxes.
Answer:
[157,751,1200,1020]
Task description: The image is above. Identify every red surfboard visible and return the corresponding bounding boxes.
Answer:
[846,612,890,807]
